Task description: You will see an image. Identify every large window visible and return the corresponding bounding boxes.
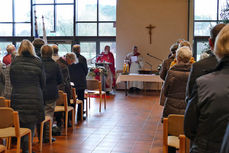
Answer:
[193,0,228,60]
[0,0,116,62]
[76,0,116,36]
[0,0,31,37]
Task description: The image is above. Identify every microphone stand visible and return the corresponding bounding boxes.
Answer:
[147,53,163,62]
[145,61,153,70]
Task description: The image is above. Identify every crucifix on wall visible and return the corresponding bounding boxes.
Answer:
[146,24,156,44]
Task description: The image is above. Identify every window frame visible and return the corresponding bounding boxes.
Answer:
[193,0,227,60]
[0,0,116,59]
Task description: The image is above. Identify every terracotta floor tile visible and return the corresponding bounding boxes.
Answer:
[27,91,163,153]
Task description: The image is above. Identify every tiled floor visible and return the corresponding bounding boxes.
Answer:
[22,91,164,153]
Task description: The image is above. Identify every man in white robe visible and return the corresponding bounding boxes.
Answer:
[125,46,144,92]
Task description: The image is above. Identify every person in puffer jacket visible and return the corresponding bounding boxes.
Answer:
[10,39,45,153]
[162,46,192,118]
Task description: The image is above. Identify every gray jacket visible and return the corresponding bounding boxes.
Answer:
[0,63,5,96]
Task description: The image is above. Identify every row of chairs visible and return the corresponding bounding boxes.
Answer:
[0,88,81,153]
[163,115,190,153]
[0,79,108,153]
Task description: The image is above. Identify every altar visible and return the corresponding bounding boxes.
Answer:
[116,73,163,96]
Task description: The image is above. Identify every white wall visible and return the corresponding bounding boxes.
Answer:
[116,0,188,70]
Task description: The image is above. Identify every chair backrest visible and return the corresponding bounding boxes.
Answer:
[72,88,77,101]
[5,100,11,107]
[87,79,100,90]
[0,107,14,129]
[0,97,6,107]
[168,114,184,136]
[0,98,10,107]
[56,90,68,110]
[13,111,21,137]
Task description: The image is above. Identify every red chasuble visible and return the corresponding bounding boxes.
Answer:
[96,51,116,87]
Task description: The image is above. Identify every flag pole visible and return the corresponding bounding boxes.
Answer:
[42,15,47,44]
[34,10,39,38]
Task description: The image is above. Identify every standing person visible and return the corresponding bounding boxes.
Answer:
[170,40,195,68]
[186,23,226,102]
[159,43,178,81]
[96,45,115,92]
[10,39,45,153]
[162,46,192,118]
[3,51,17,99]
[69,44,88,120]
[184,24,229,153]
[56,53,76,100]
[125,46,144,92]
[56,53,76,127]
[52,44,60,61]
[159,43,178,106]
[41,45,63,143]
[162,46,192,153]
[32,38,45,58]
[0,62,5,96]
[3,44,16,66]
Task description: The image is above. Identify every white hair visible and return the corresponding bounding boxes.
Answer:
[176,46,192,63]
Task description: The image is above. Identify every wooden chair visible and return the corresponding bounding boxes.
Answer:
[85,79,106,112]
[0,145,6,153]
[54,91,74,136]
[70,88,84,122]
[179,134,190,153]
[163,114,184,153]
[39,116,52,151]
[0,108,32,153]
[0,98,11,149]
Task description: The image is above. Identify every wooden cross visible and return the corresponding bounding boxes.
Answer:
[146,24,156,44]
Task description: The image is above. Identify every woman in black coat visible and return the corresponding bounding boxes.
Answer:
[184,24,229,153]
[10,39,45,153]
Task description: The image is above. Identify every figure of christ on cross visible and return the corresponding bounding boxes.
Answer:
[146,24,156,44]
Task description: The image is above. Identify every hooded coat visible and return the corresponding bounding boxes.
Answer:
[162,63,191,118]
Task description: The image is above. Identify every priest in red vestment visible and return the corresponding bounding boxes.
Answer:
[96,45,115,91]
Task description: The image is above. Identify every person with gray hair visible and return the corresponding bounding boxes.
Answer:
[2,51,17,99]
[56,52,76,97]
[3,44,16,65]
[162,46,192,153]
[69,44,88,120]
[56,52,76,127]
[162,47,192,117]
[184,24,229,153]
